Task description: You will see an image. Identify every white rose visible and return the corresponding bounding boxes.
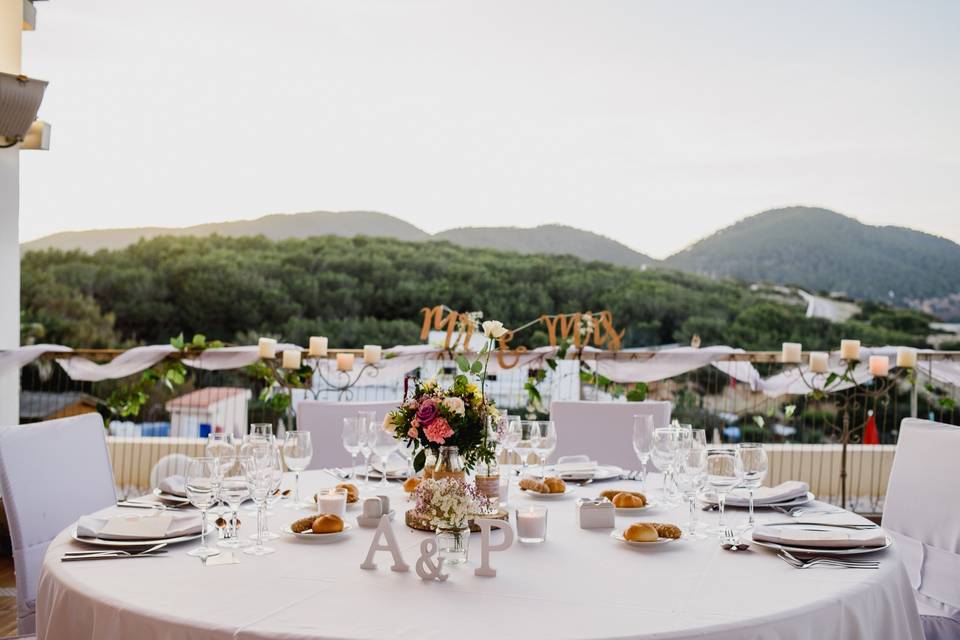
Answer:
[443,397,466,416]
[482,320,508,339]
[382,413,395,433]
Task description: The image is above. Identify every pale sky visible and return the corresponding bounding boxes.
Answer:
[19,0,960,259]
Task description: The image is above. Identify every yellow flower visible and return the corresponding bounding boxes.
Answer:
[466,383,478,394]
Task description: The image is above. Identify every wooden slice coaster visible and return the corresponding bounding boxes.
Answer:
[404,509,509,533]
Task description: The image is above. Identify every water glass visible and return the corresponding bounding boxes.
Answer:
[249,423,274,439]
[514,421,539,475]
[341,417,362,479]
[282,431,313,508]
[240,453,277,556]
[676,429,707,538]
[185,457,221,559]
[632,415,655,492]
[534,420,557,479]
[370,425,399,487]
[205,433,235,515]
[706,448,739,536]
[217,460,252,549]
[652,427,684,505]
[357,411,377,485]
[259,447,284,541]
[735,442,768,529]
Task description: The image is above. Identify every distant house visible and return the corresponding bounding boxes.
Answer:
[164,387,252,438]
[20,391,99,423]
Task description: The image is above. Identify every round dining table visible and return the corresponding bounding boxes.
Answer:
[37,470,922,639]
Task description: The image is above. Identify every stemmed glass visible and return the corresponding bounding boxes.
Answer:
[260,447,284,541]
[185,457,221,559]
[632,415,655,492]
[241,452,278,556]
[534,421,557,479]
[341,417,362,479]
[370,423,399,487]
[357,411,377,486]
[706,448,739,537]
[502,417,522,480]
[514,421,538,476]
[676,429,707,539]
[282,431,313,508]
[249,423,274,439]
[735,443,768,530]
[205,433,235,516]
[651,427,683,505]
[217,459,251,549]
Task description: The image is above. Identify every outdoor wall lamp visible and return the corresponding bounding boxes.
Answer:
[0,71,48,148]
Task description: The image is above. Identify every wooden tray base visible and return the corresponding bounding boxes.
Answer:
[405,509,509,533]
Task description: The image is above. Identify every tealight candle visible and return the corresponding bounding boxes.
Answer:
[840,339,861,361]
[282,349,302,370]
[897,347,918,368]
[363,344,382,364]
[336,352,355,372]
[781,342,802,364]
[317,487,347,518]
[809,352,829,374]
[515,506,548,543]
[309,336,328,357]
[257,337,277,359]
[869,355,889,377]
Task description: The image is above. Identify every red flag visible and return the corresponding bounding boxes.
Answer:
[863,413,879,445]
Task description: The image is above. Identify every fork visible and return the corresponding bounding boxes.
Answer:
[63,543,168,561]
[777,550,878,569]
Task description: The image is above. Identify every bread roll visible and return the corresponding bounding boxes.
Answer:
[544,477,566,494]
[612,493,645,508]
[519,478,550,493]
[600,489,646,505]
[623,523,659,542]
[653,523,682,539]
[291,516,317,533]
[336,483,359,503]
[403,477,421,493]
[312,514,344,534]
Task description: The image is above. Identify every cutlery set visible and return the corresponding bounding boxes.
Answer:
[62,543,168,562]
[777,549,879,570]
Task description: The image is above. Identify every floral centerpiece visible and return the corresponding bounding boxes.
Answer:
[385,320,507,473]
[412,477,484,564]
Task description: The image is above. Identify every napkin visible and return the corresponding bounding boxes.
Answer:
[556,457,598,474]
[753,524,887,549]
[726,481,809,507]
[77,513,201,540]
[158,475,187,497]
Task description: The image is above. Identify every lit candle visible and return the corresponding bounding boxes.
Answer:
[897,347,918,368]
[336,352,355,371]
[363,344,382,364]
[515,506,548,543]
[316,488,347,518]
[781,342,802,364]
[840,340,861,361]
[257,337,277,359]
[308,336,328,357]
[809,352,829,374]
[869,355,889,377]
[282,349,302,370]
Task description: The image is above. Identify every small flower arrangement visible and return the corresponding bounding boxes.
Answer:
[413,477,484,530]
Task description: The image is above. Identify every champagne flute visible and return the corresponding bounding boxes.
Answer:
[503,417,522,477]
[676,429,708,538]
[735,442,768,530]
[534,421,557,479]
[282,431,313,508]
[706,448,739,537]
[341,417,362,479]
[357,411,376,486]
[205,433,235,516]
[651,427,682,505]
[217,459,251,549]
[632,415,655,492]
[370,423,399,487]
[260,447,284,541]
[185,457,221,559]
[240,453,277,556]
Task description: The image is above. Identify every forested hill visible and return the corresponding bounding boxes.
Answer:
[21,235,931,350]
[666,207,960,303]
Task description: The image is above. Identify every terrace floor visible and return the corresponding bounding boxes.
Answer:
[0,557,15,636]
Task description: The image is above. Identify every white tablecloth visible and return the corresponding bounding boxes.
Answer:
[37,471,922,639]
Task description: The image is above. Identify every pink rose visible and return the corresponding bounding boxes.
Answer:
[407,426,419,439]
[416,399,440,426]
[423,417,454,445]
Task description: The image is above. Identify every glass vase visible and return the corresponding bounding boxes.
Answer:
[435,524,471,565]
[432,446,465,481]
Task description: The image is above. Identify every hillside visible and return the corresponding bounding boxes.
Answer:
[666,207,960,304]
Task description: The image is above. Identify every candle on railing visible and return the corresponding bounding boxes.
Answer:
[258,337,277,359]
[363,344,382,364]
[897,347,918,368]
[282,349,302,370]
[869,355,889,377]
[809,352,829,374]
[309,336,328,357]
[336,352,355,371]
[781,342,802,364]
[840,340,861,361]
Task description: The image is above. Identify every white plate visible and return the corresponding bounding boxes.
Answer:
[521,488,572,500]
[152,488,190,503]
[71,528,201,548]
[610,530,678,546]
[542,464,624,482]
[748,532,892,556]
[615,502,657,516]
[702,491,815,509]
[282,523,352,542]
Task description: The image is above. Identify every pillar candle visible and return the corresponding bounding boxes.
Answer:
[336,352,355,371]
[257,337,277,359]
[781,342,802,364]
[869,355,889,377]
[897,347,918,368]
[316,488,347,518]
[309,336,328,357]
[840,339,861,361]
[363,344,382,364]
[282,349,302,370]
[515,507,547,543]
[809,352,829,374]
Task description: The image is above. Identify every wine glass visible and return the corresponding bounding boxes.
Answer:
[357,411,377,486]
[240,434,275,512]
[249,423,274,439]
[217,459,251,549]
[735,442,768,530]
[534,421,557,479]
[259,447,284,541]
[706,448,739,537]
[370,423,399,487]
[651,427,683,505]
[341,417,362,479]
[676,429,708,539]
[502,416,522,475]
[514,421,538,476]
[282,431,313,508]
[632,415,655,492]
[205,433,235,515]
[185,457,221,559]
[240,453,277,556]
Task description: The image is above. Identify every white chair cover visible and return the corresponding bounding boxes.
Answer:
[0,414,117,635]
[296,401,398,470]
[549,400,672,470]
[148,453,192,489]
[882,418,960,639]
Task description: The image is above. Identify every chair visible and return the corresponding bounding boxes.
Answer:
[882,418,960,639]
[548,400,672,470]
[0,414,117,635]
[296,401,398,470]
[148,452,192,489]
